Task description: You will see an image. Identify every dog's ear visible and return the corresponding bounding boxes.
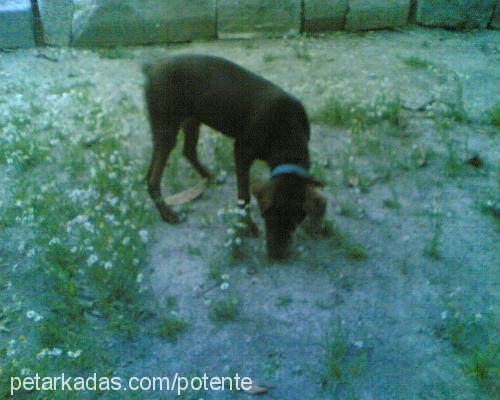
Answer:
[251,181,275,215]
[307,177,325,188]
[304,185,326,225]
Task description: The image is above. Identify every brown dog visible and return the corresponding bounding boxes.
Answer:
[144,54,325,258]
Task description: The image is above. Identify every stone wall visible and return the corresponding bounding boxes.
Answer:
[0,0,498,48]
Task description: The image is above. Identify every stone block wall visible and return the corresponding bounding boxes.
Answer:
[0,0,498,48]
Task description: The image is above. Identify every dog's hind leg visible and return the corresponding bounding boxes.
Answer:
[146,122,181,224]
[182,118,211,179]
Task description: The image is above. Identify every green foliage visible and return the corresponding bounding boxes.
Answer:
[321,323,368,394]
[344,242,368,261]
[435,308,499,393]
[158,315,189,341]
[313,94,404,132]
[210,296,239,322]
[0,79,155,386]
[488,103,500,127]
[403,56,433,69]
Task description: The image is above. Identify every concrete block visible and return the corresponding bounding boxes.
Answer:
[217,0,301,38]
[38,0,74,46]
[345,0,410,31]
[72,0,216,47]
[304,0,348,32]
[0,0,35,48]
[416,0,496,30]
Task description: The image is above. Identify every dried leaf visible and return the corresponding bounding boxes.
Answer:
[348,175,359,188]
[164,179,207,206]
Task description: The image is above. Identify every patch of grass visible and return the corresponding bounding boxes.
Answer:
[479,198,499,220]
[432,79,469,131]
[0,78,156,394]
[345,242,368,261]
[339,275,354,291]
[435,308,499,394]
[321,323,368,395]
[403,56,433,69]
[158,315,189,341]
[263,53,277,63]
[313,94,404,132]
[291,41,312,62]
[383,198,400,209]
[275,295,293,308]
[488,103,500,127]
[210,296,239,322]
[383,185,401,209]
[424,206,443,260]
[337,201,358,218]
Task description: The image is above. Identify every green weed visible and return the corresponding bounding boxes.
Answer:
[275,295,293,308]
[435,308,499,394]
[210,296,240,322]
[344,242,367,261]
[488,103,500,127]
[403,56,433,69]
[313,94,404,132]
[158,315,189,341]
[424,207,443,260]
[321,322,367,394]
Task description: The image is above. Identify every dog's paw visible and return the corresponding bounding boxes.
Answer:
[160,209,181,224]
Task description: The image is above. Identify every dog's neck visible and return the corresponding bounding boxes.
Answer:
[271,164,309,179]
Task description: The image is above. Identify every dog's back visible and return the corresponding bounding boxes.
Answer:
[144,54,302,139]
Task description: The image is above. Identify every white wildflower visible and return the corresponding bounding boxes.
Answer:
[87,254,98,266]
[67,350,82,358]
[139,230,148,243]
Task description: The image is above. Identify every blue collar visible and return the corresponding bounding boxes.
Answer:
[271,164,309,179]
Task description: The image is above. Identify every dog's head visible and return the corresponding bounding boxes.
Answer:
[252,175,326,259]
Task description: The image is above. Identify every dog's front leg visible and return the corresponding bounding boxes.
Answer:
[234,141,259,237]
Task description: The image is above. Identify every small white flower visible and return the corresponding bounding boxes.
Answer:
[67,350,82,358]
[26,310,35,319]
[136,273,143,283]
[104,214,115,222]
[49,348,63,356]
[87,254,98,266]
[221,274,230,280]
[441,311,448,320]
[104,261,113,270]
[220,282,229,291]
[48,237,61,246]
[139,230,148,243]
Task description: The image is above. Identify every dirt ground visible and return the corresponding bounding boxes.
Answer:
[1,27,498,399]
